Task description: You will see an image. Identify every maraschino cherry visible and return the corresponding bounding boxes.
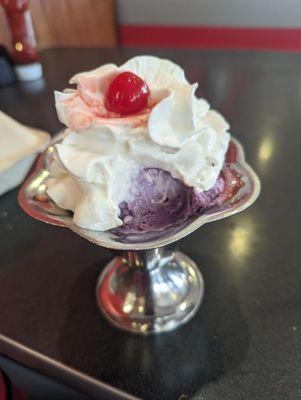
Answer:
[105,71,150,115]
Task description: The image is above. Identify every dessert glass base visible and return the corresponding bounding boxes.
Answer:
[96,249,204,334]
[19,138,260,335]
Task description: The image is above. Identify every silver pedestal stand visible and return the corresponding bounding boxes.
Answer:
[19,139,260,334]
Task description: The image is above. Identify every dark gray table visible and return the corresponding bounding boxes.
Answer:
[0,48,300,400]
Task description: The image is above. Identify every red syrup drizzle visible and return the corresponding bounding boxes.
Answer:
[219,141,244,203]
[220,166,244,203]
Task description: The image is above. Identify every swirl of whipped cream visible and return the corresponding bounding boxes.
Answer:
[47,56,230,231]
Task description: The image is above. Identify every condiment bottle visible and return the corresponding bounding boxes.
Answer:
[1,0,43,81]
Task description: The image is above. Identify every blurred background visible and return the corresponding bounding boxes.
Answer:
[0,0,301,52]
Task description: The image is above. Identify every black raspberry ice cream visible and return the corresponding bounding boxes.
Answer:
[46,56,233,232]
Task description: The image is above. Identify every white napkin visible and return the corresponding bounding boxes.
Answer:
[0,111,50,195]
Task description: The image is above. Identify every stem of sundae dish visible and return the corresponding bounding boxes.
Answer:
[117,248,177,320]
[119,248,174,271]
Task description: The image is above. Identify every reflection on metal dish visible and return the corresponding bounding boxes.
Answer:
[18,138,260,334]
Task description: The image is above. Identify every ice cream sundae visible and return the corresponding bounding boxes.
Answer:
[46,56,241,232]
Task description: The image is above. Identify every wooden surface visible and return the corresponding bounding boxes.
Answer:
[0,0,117,50]
[0,7,10,49]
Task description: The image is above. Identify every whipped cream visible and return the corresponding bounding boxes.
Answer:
[47,56,230,231]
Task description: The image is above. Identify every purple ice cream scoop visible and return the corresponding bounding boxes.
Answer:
[117,168,225,232]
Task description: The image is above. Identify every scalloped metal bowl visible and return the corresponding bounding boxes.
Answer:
[18,138,260,334]
[18,138,260,250]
